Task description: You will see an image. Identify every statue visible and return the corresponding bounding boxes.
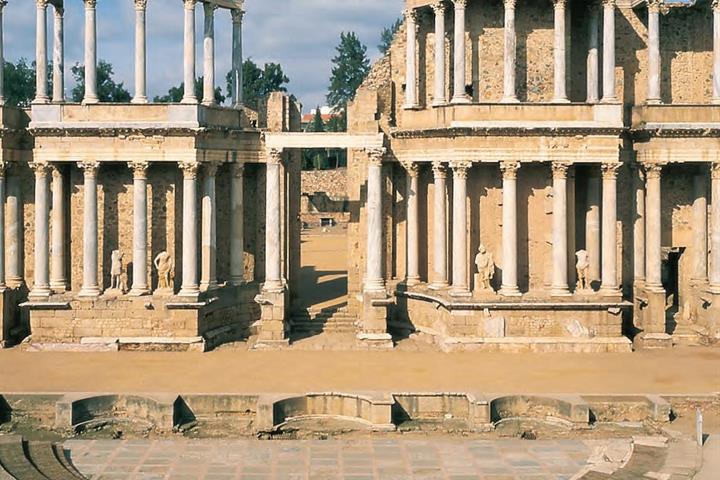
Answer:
[154,251,175,291]
[576,250,590,292]
[474,245,495,292]
[110,250,127,293]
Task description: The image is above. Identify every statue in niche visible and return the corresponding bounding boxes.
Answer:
[154,251,175,291]
[474,245,495,292]
[110,250,127,293]
[576,250,590,292]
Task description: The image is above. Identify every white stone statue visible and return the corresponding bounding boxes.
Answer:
[576,250,590,292]
[154,251,175,291]
[110,250,127,293]
[474,244,495,292]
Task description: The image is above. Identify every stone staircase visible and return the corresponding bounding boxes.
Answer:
[0,436,85,479]
[290,306,358,335]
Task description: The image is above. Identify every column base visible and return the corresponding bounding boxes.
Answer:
[201,100,217,107]
[131,96,149,104]
[451,95,471,105]
[450,288,472,298]
[200,281,219,292]
[712,98,720,105]
[7,278,25,290]
[229,277,246,287]
[82,96,99,105]
[633,332,673,350]
[49,282,68,294]
[78,286,101,298]
[601,96,618,104]
[646,98,662,105]
[598,286,622,298]
[428,281,449,291]
[363,279,386,294]
[32,97,50,105]
[129,287,151,297]
[499,286,522,297]
[552,97,570,104]
[262,280,285,294]
[406,277,421,287]
[550,286,572,297]
[178,286,200,298]
[431,99,448,107]
[403,103,421,110]
[501,96,520,104]
[232,102,244,110]
[29,286,52,299]
[181,96,198,105]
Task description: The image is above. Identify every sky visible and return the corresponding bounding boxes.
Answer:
[3,0,403,111]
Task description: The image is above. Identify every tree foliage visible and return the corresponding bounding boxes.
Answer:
[232,59,290,111]
[70,61,131,103]
[2,59,37,108]
[153,77,224,105]
[378,18,402,55]
[326,32,370,132]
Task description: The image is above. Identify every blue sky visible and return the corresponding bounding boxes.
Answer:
[3,0,402,111]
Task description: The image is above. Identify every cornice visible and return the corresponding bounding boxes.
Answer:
[391,126,626,139]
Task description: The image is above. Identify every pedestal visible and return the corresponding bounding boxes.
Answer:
[634,287,672,349]
[358,291,393,349]
[254,287,289,346]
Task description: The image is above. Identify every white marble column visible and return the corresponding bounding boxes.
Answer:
[430,162,449,289]
[647,0,662,104]
[404,8,419,109]
[132,0,148,104]
[78,161,100,297]
[600,163,621,295]
[264,150,284,292]
[0,1,5,106]
[202,2,216,106]
[130,161,149,296]
[52,6,64,103]
[710,163,720,291]
[553,0,569,103]
[587,1,600,103]
[645,163,664,289]
[200,161,218,291]
[83,0,99,104]
[35,0,49,104]
[182,0,197,104]
[693,173,708,283]
[713,0,720,104]
[633,165,646,283]
[432,2,447,106]
[229,163,245,285]
[602,0,617,102]
[451,161,471,296]
[365,148,386,293]
[452,0,470,104]
[0,162,5,290]
[179,161,200,296]
[50,165,67,292]
[404,162,421,286]
[6,172,23,288]
[502,0,518,103]
[231,9,244,109]
[551,162,571,295]
[500,161,521,296]
[30,163,51,297]
[586,172,602,286]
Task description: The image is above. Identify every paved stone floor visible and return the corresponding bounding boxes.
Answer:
[65,438,600,480]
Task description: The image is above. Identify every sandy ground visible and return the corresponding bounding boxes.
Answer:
[296,230,348,311]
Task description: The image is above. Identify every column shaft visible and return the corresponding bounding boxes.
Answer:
[50,165,67,292]
[230,164,245,285]
[202,2,216,106]
[645,163,664,289]
[714,3,720,103]
[83,0,98,104]
[602,0,617,102]
[52,7,64,103]
[130,162,149,296]
[600,163,621,294]
[451,0,470,104]
[553,0,569,102]
[404,163,420,286]
[30,164,51,297]
[710,164,720,289]
[132,1,148,104]
[430,162,449,288]
[179,162,200,296]
[432,2,447,106]
[500,161,521,296]
[365,149,386,293]
[634,166,646,282]
[79,162,100,297]
[231,9,244,108]
[0,165,5,289]
[6,173,23,288]
[693,174,708,283]
[451,162,470,295]
[201,162,218,291]
[265,151,283,292]
[404,9,419,108]
[503,0,518,102]
[647,1,662,104]
[182,0,197,104]
[35,0,49,104]
[0,1,5,105]
[551,163,571,295]
[586,173,602,285]
[587,2,600,103]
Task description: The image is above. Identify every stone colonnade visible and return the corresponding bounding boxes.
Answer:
[18,160,247,299]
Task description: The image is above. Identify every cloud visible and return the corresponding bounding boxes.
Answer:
[3,0,402,110]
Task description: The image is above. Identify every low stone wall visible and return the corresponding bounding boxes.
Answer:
[301,169,348,197]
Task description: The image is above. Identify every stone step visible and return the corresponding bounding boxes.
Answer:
[52,444,86,480]
[0,437,48,480]
[26,441,79,480]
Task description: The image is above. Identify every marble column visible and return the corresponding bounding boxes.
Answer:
[52,6,64,103]
[551,162,571,295]
[30,163,51,297]
[602,0,617,102]
[432,2,447,106]
[600,163,621,295]
[451,0,470,104]
[692,173,708,283]
[182,0,197,104]
[587,1,600,103]
[229,163,245,285]
[202,2,216,106]
[710,163,720,291]
[50,165,67,292]
[35,0,49,104]
[231,9,244,108]
[78,161,100,297]
[451,161,471,296]
[264,150,284,292]
[83,0,98,104]
[500,161,521,296]
[365,148,386,293]
[200,161,219,291]
[553,0,569,103]
[502,0,518,103]
[633,165,646,283]
[179,161,200,297]
[6,172,23,288]
[129,161,149,296]
[403,162,421,286]
[0,162,5,290]
[132,0,148,104]
[714,0,720,104]
[645,163,664,290]
[404,8,419,109]
[0,1,5,105]
[647,0,662,104]
[586,172,602,286]
[430,162,449,289]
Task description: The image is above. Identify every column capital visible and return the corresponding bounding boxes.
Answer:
[432,161,447,179]
[431,2,446,15]
[230,163,245,178]
[551,161,571,179]
[401,161,420,178]
[500,161,521,180]
[554,0,567,9]
[602,0,616,7]
[601,162,622,179]
[403,8,418,22]
[204,161,221,177]
[450,160,472,179]
[134,0,148,10]
[453,0,467,9]
[0,1,7,11]
[30,162,52,178]
[129,160,150,180]
[267,148,284,165]
[180,161,200,179]
[203,1,217,14]
[54,5,64,17]
[183,0,196,10]
[231,8,245,24]
[504,0,516,10]
[711,162,720,179]
[642,161,666,179]
[647,0,668,15]
[36,0,49,8]
[78,160,100,178]
[365,148,386,167]
[83,0,97,9]
[0,160,6,178]
[50,163,64,179]
[713,0,720,12]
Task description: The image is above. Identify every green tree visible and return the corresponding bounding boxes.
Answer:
[303,107,328,170]
[2,59,37,108]
[153,77,224,105]
[231,59,289,111]
[308,107,325,133]
[327,32,370,132]
[71,60,131,103]
[378,18,402,55]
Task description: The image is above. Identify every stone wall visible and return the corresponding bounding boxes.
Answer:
[301,169,348,198]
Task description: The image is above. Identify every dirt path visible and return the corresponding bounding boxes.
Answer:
[296,230,348,311]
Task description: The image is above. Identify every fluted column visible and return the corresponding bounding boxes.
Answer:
[179,161,200,297]
[78,161,100,297]
[452,0,470,104]
[202,2,216,106]
[0,162,5,290]
[200,161,219,291]
[713,0,720,104]
[6,171,23,288]
[692,173,708,284]
[231,9,244,108]
[432,2,447,106]
[35,0,49,104]
[50,165,67,292]
[229,163,245,285]
[551,162,571,295]
[602,0,617,102]
[132,0,148,104]
[182,0,197,104]
[500,161,521,296]
[430,162,449,289]
[599,163,621,295]
[365,148,386,293]
[30,163,51,297]
[82,0,98,104]
[502,0,518,103]
[451,161,471,296]
[0,1,5,105]
[586,2,600,103]
[265,150,284,292]
[403,162,421,286]
[553,0,569,103]
[647,0,662,104]
[710,163,720,291]
[404,8,419,109]
[633,165,646,283]
[130,161,149,296]
[52,6,64,103]
[645,163,664,290]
